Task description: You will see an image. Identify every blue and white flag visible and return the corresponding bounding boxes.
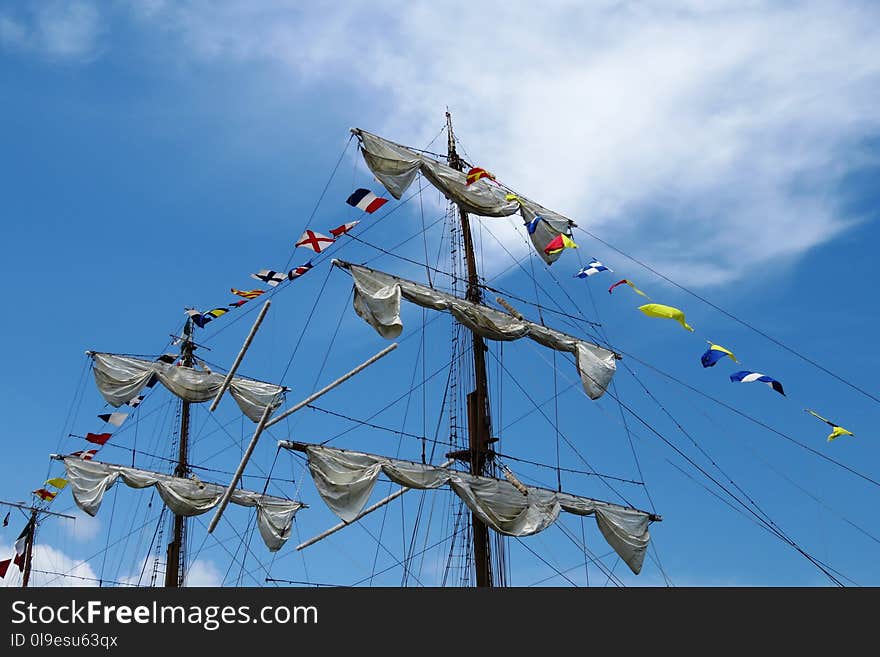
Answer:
[575,259,612,278]
[729,371,785,396]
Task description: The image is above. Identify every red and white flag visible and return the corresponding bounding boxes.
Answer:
[288,261,314,281]
[70,449,98,461]
[295,230,335,253]
[329,221,360,237]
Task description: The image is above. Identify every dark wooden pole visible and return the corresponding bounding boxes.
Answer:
[165,319,194,587]
[20,509,37,588]
[446,111,493,587]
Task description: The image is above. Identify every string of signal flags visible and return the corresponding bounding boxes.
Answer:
[574,259,855,444]
[183,188,388,329]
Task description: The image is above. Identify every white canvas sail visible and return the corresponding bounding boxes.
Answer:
[352,128,576,264]
[334,260,617,400]
[287,443,655,575]
[62,457,303,552]
[89,352,286,422]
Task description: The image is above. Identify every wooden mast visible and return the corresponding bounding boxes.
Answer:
[446,111,494,587]
[165,318,194,587]
[20,508,37,588]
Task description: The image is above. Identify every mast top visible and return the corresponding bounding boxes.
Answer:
[445,110,462,171]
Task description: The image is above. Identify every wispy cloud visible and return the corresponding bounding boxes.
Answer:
[0,1,102,61]
[104,2,880,285]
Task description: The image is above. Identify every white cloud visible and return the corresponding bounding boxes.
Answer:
[114,556,222,587]
[0,1,102,60]
[116,556,223,587]
[183,558,222,587]
[0,542,98,587]
[128,1,880,286]
[29,0,877,287]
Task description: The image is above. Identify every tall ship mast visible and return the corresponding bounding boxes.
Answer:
[446,110,500,586]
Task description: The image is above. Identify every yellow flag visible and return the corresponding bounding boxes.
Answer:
[828,426,855,441]
[627,282,649,298]
[806,409,854,442]
[804,408,855,442]
[46,478,68,490]
[638,303,694,332]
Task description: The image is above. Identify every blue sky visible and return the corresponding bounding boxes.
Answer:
[1,1,879,587]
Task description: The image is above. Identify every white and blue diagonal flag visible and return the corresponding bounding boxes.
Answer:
[574,259,612,278]
[729,371,785,396]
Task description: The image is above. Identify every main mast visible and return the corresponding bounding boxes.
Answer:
[446,111,494,587]
[165,318,194,587]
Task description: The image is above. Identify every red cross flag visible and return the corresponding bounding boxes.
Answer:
[295,230,335,253]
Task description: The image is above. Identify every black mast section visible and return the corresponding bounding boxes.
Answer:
[165,319,194,587]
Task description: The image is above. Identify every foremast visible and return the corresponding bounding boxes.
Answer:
[165,319,194,587]
[445,111,494,587]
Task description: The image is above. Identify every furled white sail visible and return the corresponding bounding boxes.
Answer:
[89,352,286,422]
[352,128,575,264]
[291,443,654,575]
[63,458,303,551]
[334,260,617,400]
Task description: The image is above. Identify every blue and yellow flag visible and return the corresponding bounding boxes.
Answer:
[701,342,738,368]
